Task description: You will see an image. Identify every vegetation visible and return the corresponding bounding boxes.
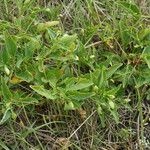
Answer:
[0,0,150,149]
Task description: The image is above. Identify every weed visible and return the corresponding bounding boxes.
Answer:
[0,0,150,149]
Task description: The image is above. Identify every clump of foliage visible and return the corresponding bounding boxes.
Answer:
[0,0,150,149]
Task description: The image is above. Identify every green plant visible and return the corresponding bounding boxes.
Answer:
[0,0,150,149]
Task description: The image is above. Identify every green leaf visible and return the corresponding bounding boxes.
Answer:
[107,63,123,79]
[0,108,11,125]
[140,28,150,41]
[64,101,75,110]
[97,105,102,115]
[135,69,150,88]
[119,21,132,46]
[37,21,59,32]
[111,110,119,123]
[119,2,140,17]
[98,66,106,88]
[67,91,95,100]
[24,0,30,5]
[97,106,105,127]
[109,101,115,109]
[18,97,39,105]
[16,56,24,68]
[59,34,77,46]
[141,46,150,69]
[30,85,56,100]
[105,86,121,96]
[16,70,33,82]
[25,37,41,59]
[66,78,93,91]
[4,32,17,57]
[43,68,62,88]
[135,77,145,88]
[52,34,77,52]
[4,65,10,75]
[1,78,12,100]
[1,50,9,64]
